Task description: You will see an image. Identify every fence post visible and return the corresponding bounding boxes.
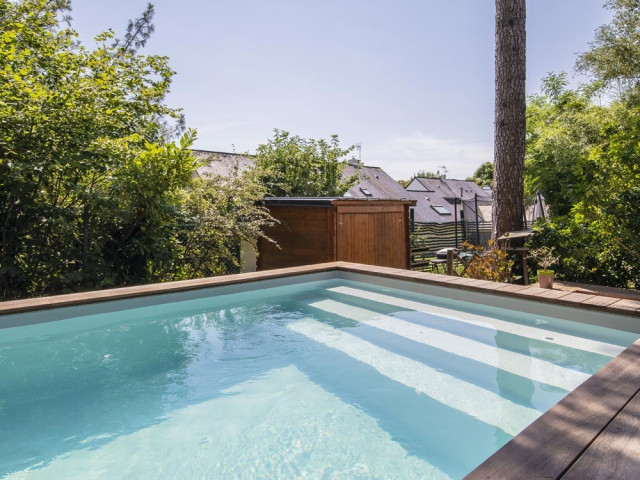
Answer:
[454,199,458,248]
[446,248,454,275]
[475,193,480,245]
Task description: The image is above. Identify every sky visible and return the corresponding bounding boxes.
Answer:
[69,0,611,181]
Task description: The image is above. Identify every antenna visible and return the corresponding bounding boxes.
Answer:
[437,165,447,179]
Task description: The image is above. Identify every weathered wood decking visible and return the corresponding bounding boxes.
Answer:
[2,262,640,479]
[464,338,640,480]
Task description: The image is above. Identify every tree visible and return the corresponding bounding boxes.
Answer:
[525,74,604,217]
[525,1,640,288]
[576,0,640,97]
[467,162,494,188]
[0,0,272,299]
[254,129,358,197]
[172,162,274,280]
[493,0,526,239]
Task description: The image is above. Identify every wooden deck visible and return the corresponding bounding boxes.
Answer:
[464,338,640,480]
[2,262,640,479]
[552,280,640,302]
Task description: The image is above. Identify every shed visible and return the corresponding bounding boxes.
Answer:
[257,198,416,271]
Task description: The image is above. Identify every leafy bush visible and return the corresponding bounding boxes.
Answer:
[254,129,358,197]
[528,220,639,289]
[461,241,514,283]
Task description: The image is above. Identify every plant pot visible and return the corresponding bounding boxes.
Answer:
[537,270,555,289]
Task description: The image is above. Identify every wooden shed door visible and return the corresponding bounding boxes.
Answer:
[336,208,406,268]
[336,213,376,265]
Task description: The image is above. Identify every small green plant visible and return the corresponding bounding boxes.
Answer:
[529,246,559,273]
[461,241,513,283]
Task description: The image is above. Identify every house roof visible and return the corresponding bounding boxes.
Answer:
[406,177,492,224]
[407,177,490,202]
[343,163,410,200]
[192,150,254,178]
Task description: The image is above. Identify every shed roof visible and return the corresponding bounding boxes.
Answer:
[260,197,415,207]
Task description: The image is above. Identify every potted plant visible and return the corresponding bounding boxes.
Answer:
[530,246,559,289]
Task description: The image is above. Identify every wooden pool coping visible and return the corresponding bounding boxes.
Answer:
[2,262,640,479]
[2,262,640,317]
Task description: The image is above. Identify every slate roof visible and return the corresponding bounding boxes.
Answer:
[343,162,410,200]
[192,150,254,178]
[405,177,492,224]
[407,177,490,201]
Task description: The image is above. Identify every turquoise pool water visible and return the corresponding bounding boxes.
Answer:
[1,278,637,479]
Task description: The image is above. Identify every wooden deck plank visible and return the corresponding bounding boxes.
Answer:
[581,295,622,308]
[560,292,598,304]
[479,282,516,291]
[494,284,529,293]
[516,286,552,297]
[464,280,496,289]
[456,278,498,288]
[607,298,640,314]
[535,289,575,300]
[561,390,640,480]
[446,277,486,286]
[464,340,640,480]
[554,281,640,302]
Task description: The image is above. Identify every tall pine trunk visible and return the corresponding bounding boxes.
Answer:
[493,0,526,240]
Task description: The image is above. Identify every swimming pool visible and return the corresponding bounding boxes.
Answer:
[1,267,639,479]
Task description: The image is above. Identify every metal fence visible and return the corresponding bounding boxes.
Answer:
[411,221,492,254]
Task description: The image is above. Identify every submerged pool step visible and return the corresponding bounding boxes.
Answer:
[309,299,590,392]
[327,286,624,357]
[288,319,541,437]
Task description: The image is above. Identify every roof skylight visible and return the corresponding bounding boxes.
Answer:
[431,205,451,215]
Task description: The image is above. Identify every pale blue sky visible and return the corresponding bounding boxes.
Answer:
[70,1,610,180]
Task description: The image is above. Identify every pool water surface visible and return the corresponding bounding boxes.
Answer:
[0,278,637,479]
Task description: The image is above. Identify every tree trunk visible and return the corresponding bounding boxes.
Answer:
[493,0,526,240]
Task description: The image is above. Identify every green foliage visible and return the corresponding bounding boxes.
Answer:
[0,0,273,299]
[525,74,605,217]
[461,241,513,283]
[466,162,494,188]
[576,0,640,97]
[529,246,559,271]
[525,3,640,289]
[171,162,275,280]
[255,129,357,197]
[528,220,640,288]
[525,82,640,288]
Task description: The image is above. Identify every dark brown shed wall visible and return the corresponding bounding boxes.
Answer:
[257,199,414,271]
[257,205,331,270]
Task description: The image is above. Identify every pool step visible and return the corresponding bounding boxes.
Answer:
[288,319,540,436]
[327,286,624,357]
[309,299,590,392]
